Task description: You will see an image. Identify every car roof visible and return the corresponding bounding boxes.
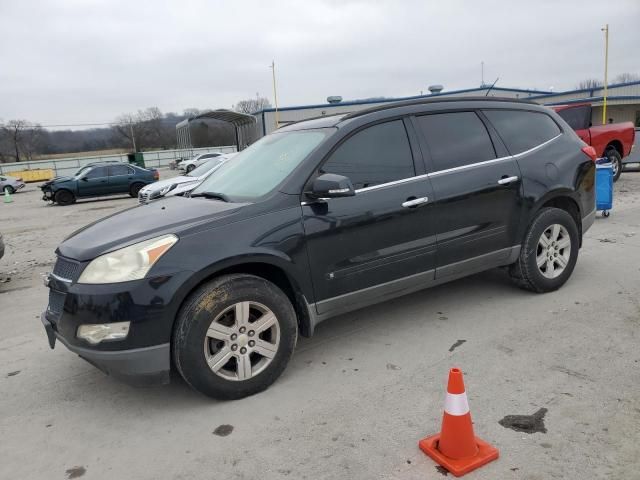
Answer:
[279,96,541,132]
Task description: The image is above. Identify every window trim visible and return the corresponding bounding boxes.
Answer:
[354,131,562,192]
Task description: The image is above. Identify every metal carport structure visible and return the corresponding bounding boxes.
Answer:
[176,109,257,159]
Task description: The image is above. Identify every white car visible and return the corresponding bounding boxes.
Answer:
[178,152,228,173]
[138,156,230,204]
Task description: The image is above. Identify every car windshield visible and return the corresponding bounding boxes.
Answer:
[187,157,225,177]
[191,129,330,202]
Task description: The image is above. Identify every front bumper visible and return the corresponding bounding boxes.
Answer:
[41,259,194,386]
[41,312,170,385]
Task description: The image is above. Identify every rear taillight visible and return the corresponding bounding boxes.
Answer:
[153,171,159,180]
[581,145,597,162]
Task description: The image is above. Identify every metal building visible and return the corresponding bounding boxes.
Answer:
[253,81,640,138]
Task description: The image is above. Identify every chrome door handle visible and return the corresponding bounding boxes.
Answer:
[498,176,519,185]
[402,197,429,208]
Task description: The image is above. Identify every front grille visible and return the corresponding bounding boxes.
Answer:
[52,257,81,282]
[139,191,150,204]
[47,290,65,321]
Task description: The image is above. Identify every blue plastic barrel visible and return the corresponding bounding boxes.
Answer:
[595,160,613,216]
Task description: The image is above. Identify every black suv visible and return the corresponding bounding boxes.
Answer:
[41,98,596,399]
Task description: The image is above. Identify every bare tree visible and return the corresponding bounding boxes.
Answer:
[235,97,272,114]
[576,78,603,90]
[113,107,170,151]
[0,120,45,162]
[613,72,640,84]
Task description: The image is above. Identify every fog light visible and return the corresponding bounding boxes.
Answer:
[77,322,130,345]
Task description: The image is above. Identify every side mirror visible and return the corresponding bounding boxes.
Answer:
[308,173,355,199]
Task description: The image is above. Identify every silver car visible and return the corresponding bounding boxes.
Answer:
[0,175,26,194]
[138,156,230,204]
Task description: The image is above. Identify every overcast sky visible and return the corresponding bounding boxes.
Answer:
[1,0,638,128]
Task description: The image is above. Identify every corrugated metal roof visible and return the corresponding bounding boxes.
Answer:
[190,109,256,126]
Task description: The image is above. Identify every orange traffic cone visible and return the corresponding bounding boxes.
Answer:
[419,368,499,477]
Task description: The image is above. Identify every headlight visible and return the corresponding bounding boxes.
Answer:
[78,234,178,284]
[158,184,177,196]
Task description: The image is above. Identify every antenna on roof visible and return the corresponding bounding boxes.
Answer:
[485,77,500,96]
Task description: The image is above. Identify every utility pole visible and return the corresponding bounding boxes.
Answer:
[601,24,609,125]
[270,60,280,129]
[129,120,137,152]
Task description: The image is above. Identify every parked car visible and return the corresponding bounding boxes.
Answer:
[552,103,635,181]
[138,155,231,204]
[41,97,595,400]
[40,162,159,205]
[178,152,226,173]
[0,175,26,194]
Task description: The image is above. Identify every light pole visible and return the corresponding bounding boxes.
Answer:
[601,24,609,125]
[270,60,280,129]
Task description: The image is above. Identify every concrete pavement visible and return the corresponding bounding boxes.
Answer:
[1,171,639,479]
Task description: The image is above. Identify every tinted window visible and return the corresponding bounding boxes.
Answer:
[555,105,591,130]
[484,110,561,155]
[321,120,414,189]
[109,164,131,176]
[85,166,107,179]
[416,112,495,171]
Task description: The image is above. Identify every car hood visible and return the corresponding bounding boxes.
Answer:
[140,175,197,192]
[42,176,74,188]
[58,196,247,261]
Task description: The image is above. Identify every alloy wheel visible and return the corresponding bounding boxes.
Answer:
[204,301,280,381]
[536,224,571,279]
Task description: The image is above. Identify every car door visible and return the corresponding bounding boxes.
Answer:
[107,164,134,193]
[412,111,524,280]
[77,166,110,197]
[302,118,437,316]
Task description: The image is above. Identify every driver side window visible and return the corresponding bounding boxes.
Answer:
[321,120,415,190]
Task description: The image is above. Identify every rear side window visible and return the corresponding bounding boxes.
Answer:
[484,109,561,155]
[321,120,415,189]
[416,111,496,171]
[109,164,131,176]
[555,105,591,131]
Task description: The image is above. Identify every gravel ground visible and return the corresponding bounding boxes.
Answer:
[1,169,639,480]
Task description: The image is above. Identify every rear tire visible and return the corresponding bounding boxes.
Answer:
[54,189,75,206]
[129,182,144,197]
[186,164,195,173]
[509,207,579,293]
[606,148,622,182]
[173,274,298,400]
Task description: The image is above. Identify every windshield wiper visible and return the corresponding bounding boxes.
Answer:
[191,191,230,202]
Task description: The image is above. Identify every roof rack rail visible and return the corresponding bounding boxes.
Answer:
[341,96,537,121]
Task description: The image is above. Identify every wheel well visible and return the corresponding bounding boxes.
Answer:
[184,262,312,337]
[604,140,623,157]
[539,196,582,245]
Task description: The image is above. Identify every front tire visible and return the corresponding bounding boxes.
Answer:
[54,189,75,206]
[3,185,15,194]
[606,148,623,182]
[509,207,579,293]
[186,164,195,173]
[173,274,298,400]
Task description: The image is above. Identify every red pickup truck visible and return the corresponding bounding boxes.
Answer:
[552,103,635,181]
